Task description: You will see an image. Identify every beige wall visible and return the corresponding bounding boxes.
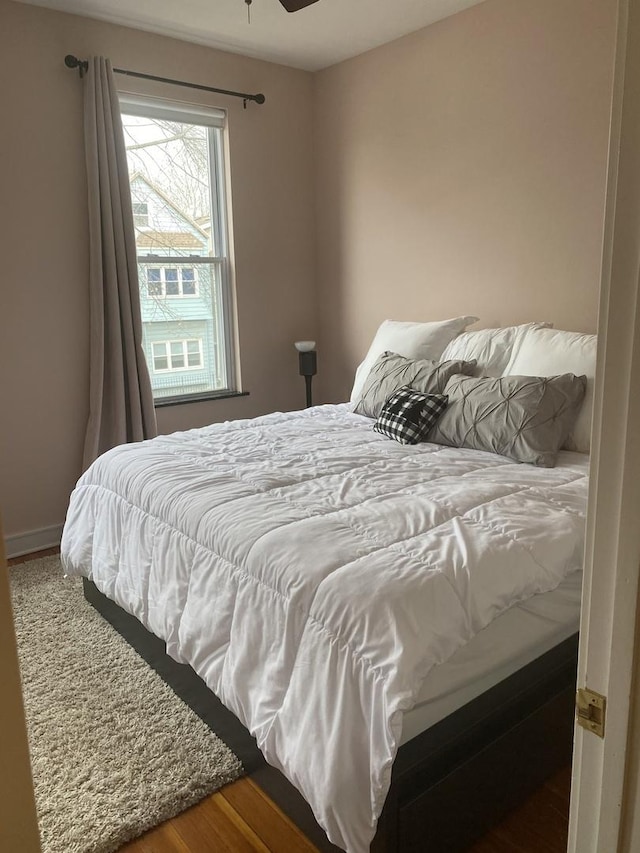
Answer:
[314,0,617,402]
[0,0,619,537]
[0,0,316,539]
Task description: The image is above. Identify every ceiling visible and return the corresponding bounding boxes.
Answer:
[14,0,487,71]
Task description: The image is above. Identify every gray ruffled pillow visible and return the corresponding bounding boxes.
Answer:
[353,351,476,419]
[428,373,587,467]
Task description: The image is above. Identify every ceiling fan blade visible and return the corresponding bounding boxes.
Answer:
[279,0,321,11]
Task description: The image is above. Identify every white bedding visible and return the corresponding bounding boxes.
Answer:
[401,568,583,743]
[61,403,589,853]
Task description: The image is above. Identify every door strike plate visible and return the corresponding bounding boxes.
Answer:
[576,688,606,738]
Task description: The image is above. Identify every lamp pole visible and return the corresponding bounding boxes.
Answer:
[295,343,317,408]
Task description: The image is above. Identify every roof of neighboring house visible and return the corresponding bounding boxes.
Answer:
[129,172,210,240]
[136,231,206,250]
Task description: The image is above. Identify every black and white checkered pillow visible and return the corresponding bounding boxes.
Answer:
[373,386,448,445]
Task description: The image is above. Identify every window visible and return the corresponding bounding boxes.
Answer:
[132,202,149,227]
[120,96,235,403]
[152,339,204,372]
[146,266,198,297]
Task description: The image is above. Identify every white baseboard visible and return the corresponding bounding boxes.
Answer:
[5,524,63,559]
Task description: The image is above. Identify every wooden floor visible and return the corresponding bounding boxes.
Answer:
[468,764,571,853]
[119,764,571,853]
[10,549,572,852]
[123,776,319,853]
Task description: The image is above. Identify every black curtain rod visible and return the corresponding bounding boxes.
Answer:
[64,55,265,107]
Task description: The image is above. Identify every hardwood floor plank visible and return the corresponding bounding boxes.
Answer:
[467,835,525,853]
[121,777,320,853]
[171,791,272,853]
[124,822,192,853]
[544,764,572,802]
[7,547,59,567]
[221,777,320,853]
[469,765,571,853]
[492,808,568,853]
[208,792,271,852]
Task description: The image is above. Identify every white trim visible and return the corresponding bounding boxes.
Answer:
[568,0,640,849]
[5,525,63,559]
[122,99,237,398]
[119,93,226,128]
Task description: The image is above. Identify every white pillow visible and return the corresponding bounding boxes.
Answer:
[350,316,478,403]
[440,322,552,378]
[503,326,597,454]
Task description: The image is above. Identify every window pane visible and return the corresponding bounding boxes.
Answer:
[163,268,178,296]
[182,268,196,295]
[169,341,184,368]
[154,355,168,371]
[123,105,234,401]
[133,201,149,227]
[147,268,162,296]
[152,343,166,371]
[187,340,202,367]
[123,115,212,259]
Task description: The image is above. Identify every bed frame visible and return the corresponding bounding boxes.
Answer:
[84,578,578,852]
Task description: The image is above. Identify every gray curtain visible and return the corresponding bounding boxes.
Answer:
[82,57,157,469]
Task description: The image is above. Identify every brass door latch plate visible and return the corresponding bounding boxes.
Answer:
[576,688,606,738]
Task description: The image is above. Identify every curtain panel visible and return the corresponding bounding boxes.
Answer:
[82,56,157,469]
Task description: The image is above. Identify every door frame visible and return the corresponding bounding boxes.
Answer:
[0,523,41,852]
[567,0,640,849]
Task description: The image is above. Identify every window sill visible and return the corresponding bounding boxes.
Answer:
[154,390,250,409]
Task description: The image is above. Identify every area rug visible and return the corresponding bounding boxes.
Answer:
[10,555,244,853]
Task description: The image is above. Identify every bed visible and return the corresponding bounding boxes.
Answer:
[61,400,589,853]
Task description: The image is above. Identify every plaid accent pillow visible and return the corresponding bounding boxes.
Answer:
[374,386,448,445]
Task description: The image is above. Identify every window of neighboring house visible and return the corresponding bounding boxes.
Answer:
[152,339,204,372]
[147,267,198,297]
[132,202,149,227]
[120,96,236,403]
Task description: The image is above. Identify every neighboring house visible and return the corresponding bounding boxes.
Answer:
[130,173,223,400]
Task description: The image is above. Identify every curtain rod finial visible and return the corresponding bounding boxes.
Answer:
[65,54,89,77]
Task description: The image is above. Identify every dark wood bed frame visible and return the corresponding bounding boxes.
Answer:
[84,578,578,852]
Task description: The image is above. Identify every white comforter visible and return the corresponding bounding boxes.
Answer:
[61,404,589,853]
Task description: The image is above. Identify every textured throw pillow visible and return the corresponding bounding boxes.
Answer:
[502,326,596,454]
[440,322,553,378]
[353,352,476,419]
[350,315,479,403]
[374,387,449,445]
[428,373,587,467]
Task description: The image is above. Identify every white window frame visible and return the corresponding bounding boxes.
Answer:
[120,94,237,403]
[132,201,149,227]
[152,338,204,373]
[146,266,199,298]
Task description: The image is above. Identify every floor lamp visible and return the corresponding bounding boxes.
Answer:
[295,341,317,408]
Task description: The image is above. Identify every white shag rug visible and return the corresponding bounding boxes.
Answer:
[10,555,244,853]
